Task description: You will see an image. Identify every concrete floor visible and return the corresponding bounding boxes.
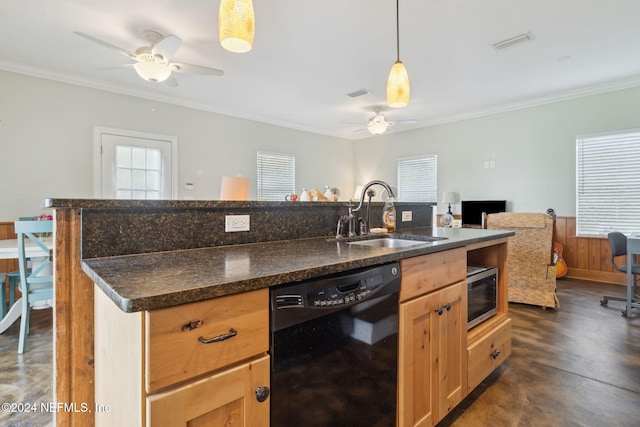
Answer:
[442,278,640,426]
[0,279,639,426]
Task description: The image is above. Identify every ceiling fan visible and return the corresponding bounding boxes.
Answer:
[359,107,417,135]
[74,30,224,87]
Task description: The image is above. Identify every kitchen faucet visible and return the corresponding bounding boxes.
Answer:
[336,180,396,238]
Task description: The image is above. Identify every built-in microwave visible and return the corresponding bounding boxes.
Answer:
[467,266,498,330]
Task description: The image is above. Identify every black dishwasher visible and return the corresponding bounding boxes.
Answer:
[270,262,401,427]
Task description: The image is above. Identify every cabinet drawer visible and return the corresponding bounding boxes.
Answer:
[146,288,268,393]
[467,318,511,391]
[400,248,466,302]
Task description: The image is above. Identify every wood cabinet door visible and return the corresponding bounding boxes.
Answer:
[146,355,270,427]
[434,281,467,420]
[398,281,467,427]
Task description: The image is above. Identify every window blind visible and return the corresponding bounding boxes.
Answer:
[257,151,295,201]
[576,130,640,236]
[397,154,437,202]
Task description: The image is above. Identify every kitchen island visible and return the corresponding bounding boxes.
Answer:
[46,199,513,426]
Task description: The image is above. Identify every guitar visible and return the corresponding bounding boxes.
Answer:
[554,242,568,278]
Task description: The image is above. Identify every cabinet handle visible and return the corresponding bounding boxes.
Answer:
[255,386,270,403]
[490,349,501,359]
[434,307,444,315]
[444,302,451,311]
[198,328,238,344]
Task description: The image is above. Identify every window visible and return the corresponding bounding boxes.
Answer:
[576,130,640,236]
[257,151,295,201]
[397,154,438,202]
[95,127,177,199]
[114,145,162,199]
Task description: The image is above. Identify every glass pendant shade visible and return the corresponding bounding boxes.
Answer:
[219,0,255,53]
[133,60,172,83]
[387,60,410,108]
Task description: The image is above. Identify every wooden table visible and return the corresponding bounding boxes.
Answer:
[0,237,53,334]
[625,235,640,317]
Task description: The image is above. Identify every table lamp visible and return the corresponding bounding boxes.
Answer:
[220,176,249,200]
[440,191,459,227]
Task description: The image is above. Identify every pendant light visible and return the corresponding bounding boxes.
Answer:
[219,0,255,53]
[387,0,410,108]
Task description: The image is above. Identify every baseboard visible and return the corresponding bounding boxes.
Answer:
[566,268,626,285]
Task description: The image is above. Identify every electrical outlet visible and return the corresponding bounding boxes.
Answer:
[225,215,250,232]
[402,211,412,222]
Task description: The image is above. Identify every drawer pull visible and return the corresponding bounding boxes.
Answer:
[198,328,238,344]
[434,307,444,315]
[444,302,451,311]
[490,349,501,359]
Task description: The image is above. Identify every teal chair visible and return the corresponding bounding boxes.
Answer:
[1,273,19,318]
[1,217,39,318]
[15,220,53,353]
[2,272,19,315]
[0,273,7,318]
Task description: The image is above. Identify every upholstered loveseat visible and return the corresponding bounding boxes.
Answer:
[486,212,559,308]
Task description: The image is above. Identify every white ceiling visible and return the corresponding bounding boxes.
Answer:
[2,0,640,140]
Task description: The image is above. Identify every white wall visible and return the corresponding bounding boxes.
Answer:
[3,69,640,221]
[0,71,354,220]
[354,86,640,216]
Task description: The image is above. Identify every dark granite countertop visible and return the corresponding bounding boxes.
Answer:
[82,227,513,313]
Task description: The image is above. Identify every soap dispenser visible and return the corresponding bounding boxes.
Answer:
[382,196,396,233]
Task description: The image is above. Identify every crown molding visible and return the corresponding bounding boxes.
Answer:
[3,60,640,140]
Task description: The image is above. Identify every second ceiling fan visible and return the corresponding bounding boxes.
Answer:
[364,107,417,135]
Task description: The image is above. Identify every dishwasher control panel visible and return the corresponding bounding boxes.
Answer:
[270,262,401,331]
[307,273,384,307]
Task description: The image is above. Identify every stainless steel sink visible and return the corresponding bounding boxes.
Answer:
[347,237,445,248]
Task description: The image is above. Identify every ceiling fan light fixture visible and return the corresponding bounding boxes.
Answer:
[133,60,172,83]
[387,0,410,108]
[367,113,389,135]
[219,0,255,53]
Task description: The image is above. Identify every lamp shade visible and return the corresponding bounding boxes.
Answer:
[353,185,364,200]
[220,176,249,200]
[219,0,255,53]
[386,60,410,108]
[442,191,460,204]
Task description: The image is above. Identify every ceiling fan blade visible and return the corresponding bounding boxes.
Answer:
[164,74,179,87]
[74,31,136,59]
[153,34,182,62]
[391,119,418,126]
[94,64,134,71]
[172,63,224,76]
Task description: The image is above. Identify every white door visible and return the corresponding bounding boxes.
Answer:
[94,127,178,199]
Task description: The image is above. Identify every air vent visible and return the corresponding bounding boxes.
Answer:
[347,89,370,98]
[492,32,531,50]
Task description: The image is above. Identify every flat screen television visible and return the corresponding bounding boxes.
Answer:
[461,200,507,227]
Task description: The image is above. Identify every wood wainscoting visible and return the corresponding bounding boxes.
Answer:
[0,221,18,274]
[434,215,626,286]
[554,216,626,286]
[1,221,19,309]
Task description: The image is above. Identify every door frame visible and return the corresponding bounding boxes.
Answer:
[93,126,179,199]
